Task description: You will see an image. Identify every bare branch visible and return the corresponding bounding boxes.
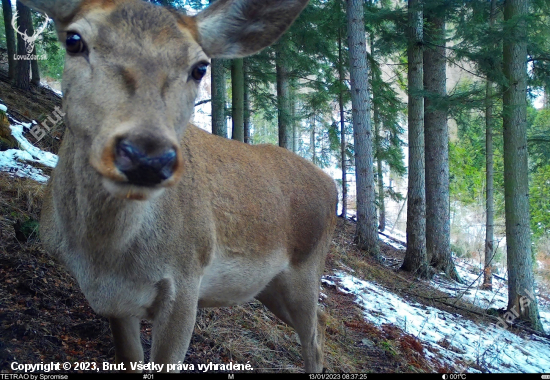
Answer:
[194,99,211,107]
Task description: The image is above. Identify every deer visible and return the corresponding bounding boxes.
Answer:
[21,0,337,373]
[12,10,50,54]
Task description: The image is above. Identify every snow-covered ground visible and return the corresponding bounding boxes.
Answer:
[376,226,550,334]
[0,103,58,183]
[378,229,407,251]
[323,264,550,373]
[433,257,550,331]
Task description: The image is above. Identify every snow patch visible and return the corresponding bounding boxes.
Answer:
[430,257,550,333]
[324,271,550,373]
[0,103,58,182]
[378,233,406,250]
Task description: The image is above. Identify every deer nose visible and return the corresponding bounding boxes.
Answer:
[114,139,177,186]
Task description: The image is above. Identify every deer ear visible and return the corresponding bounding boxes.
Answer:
[19,0,83,23]
[194,0,309,58]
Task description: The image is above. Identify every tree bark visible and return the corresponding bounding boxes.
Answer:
[423,5,460,282]
[31,59,40,85]
[30,31,40,85]
[243,58,251,144]
[231,58,244,142]
[209,0,226,138]
[276,43,292,150]
[483,0,497,291]
[371,28,385,232]
[347,0,379,258]
[374,105,385,232]
[401,0,428,278]
[2,0,16,80]
[14,1,31,91]
[290,85,297,153]
[211,58,227,137]
[338,23,347,219]
[483,78,495,290]
[310,116,316,164]
[502,0,544,333]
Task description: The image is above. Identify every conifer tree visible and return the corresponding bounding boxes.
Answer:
[231,59,244,142]
[347,0,379,258]
[209,0,226,138]
[423,0,460,282]
[2,0,16,79]
[502,0,544,333]
[14,1,31,90]
[483,0,498,290]
[401,0,428,278]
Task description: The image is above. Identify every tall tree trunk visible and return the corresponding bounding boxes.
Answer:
[371,29,385,232]
[231,58,244,142]
[502,0,544,333]
[338,24,347,219]
[31,47,40,85]
[483,0,497,291]
[401,0,428,278]
[14,1,31,91]
[27,10,40,85]
[310,116,316,164]
[2,0,16,80]
[276,42,292,150]
[347,0,379,259]
[374,105,385,232]
[243,58,251,144]
[423,4,459,282]
[211,58,227,137]
[209,1,226,138]
[290,85,297,153]
[484,77,495,290]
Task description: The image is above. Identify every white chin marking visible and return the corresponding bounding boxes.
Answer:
[102,178,165,201]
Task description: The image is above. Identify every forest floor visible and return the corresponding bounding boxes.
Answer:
[1,58,550,374]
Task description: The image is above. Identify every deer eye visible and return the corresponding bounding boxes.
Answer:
[66,32,87,55]
[191,62,209,81]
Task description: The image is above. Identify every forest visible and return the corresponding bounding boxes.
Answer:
[0,0,549,373]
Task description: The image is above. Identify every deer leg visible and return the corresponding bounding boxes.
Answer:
[149,283,199,373]
[109,316,144,373]
[256,266,326,373]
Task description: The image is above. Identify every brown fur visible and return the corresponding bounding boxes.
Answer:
[74,0,120,19]
[22,0,334,373]
[168,9,200,42]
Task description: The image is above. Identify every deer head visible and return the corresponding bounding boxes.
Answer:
[20,0,309,200]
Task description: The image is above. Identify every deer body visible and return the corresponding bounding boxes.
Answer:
[45,125,335,315]
[25,0,336,372]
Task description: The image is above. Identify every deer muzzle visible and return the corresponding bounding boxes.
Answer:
[90,124,185,200]
[115,139,178,187]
